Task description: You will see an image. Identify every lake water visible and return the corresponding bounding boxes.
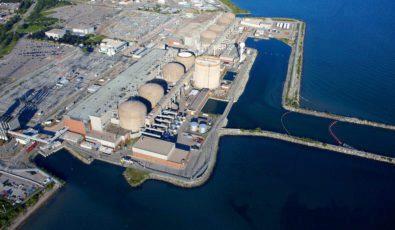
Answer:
[20,0,395,229]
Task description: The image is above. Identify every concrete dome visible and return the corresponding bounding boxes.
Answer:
[138,83,165,107]
[118,100,147,132]
[208,24,226,35]
[200,30,217,46]
[163,62,185,85]
[217,13,235,26]
[175,51,195,70]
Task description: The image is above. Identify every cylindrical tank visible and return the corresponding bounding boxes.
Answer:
[175,51,195,70]
[199,124,207,134]
[138,83,165,107]
[190,122,198,132]
[193,56,221,89]
[118,100,147,132]
[200,30,217,47]
[162,62,185,85]
[208,24,226,35]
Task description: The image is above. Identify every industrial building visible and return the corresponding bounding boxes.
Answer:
[132,136,189,169]
[64,49,167,146]
[193,56,221,89]
[67,49,166,124]
[99,39,128,56]
[69,25,95,36]
[45,29,66,40]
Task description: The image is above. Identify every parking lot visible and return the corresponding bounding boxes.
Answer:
[0,39,76,83]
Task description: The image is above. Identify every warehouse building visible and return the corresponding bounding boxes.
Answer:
[132,136,190,169]
[45,29,66,40]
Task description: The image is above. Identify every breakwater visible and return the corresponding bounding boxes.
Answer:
[219,128,395,165]
[281,20,395,131]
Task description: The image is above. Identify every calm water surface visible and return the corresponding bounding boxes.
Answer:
[24,141,395,230]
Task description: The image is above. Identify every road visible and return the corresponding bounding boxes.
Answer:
[12,0,38,33]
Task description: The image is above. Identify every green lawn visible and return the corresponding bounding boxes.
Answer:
[123,168,150,187]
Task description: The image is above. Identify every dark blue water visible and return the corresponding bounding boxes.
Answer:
[24,140,395,230]
[227,39,395,157]
[234,0,395,125]
[202,99,228,114]
[20,1,395,229]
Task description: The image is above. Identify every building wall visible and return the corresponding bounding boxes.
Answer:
[132,148,171,160]
[133,152,184,169]
[89,115,103,132]
[63,118,86,135]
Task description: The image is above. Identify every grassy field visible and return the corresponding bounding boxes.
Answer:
[123,168,150,187]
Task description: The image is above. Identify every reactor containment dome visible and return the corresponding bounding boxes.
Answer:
[175,51,195,70]
[193,56,221,90]
[217,13,235,26]
[208,24,226,35]
[138,83,165,107]
[200,30,217,47]
[118,100,147,132]
[163,62,185,85]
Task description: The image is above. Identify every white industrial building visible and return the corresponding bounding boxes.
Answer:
[45,29,66,40]
[99,39,128,56]
[241,18,272,29]
[70,26,95,36]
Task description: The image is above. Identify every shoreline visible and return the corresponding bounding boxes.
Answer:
[9,183,62,230]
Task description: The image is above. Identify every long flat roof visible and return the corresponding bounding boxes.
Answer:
[133,136,175,156]
[67,48,166,121]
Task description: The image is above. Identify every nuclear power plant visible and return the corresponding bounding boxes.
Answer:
[21,8,252,173]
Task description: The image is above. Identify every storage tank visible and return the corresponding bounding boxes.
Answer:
[190,122,198,132]
[200,30,217,47]
[175,51,195,70]
[199,124,207,134]
[138,83,165,107]
[162,62,185,85]
[118,100,147,132]
[193,56,221,89]
[208,24,226,35]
